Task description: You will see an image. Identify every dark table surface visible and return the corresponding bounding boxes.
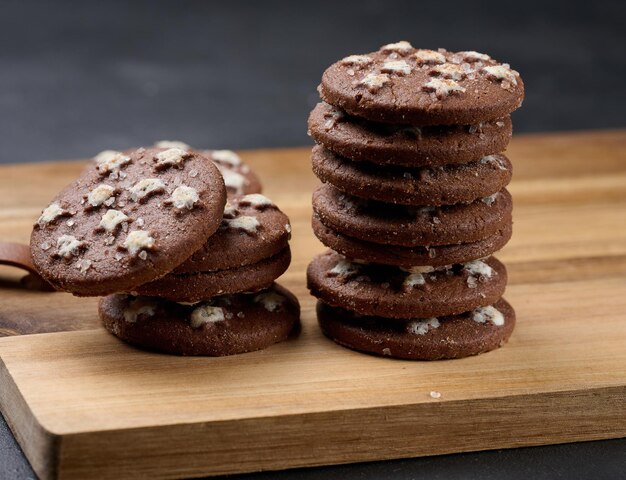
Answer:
[1,0,625,478]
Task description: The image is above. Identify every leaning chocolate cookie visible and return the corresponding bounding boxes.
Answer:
[312,214,512,268]
[307,250,507,319]
[31,147,227,296]
[100,283,300,356]
[317,298,515,360]
[312,146,512,206]
[313,184,512,247]
[155,142,262,196]
[135,194,292,302]
[320,43,524,125]
[308,102,512,166]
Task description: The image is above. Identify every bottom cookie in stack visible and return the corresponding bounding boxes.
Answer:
[100,193,300,356]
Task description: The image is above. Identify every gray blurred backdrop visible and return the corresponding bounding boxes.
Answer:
[0,0,624,164]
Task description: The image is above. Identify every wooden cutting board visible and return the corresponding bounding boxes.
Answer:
[1,130,625,480]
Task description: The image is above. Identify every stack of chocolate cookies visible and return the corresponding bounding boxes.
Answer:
[307,42,524,360]
[31,145,299,356]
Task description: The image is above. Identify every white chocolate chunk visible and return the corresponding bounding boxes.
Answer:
[223,201,238,218]
[96,151,131,174]
[358,73,391,93]
[472,305,504,326]
[124,298,157,323]
[190,305,225,328]
[87,184,115,207]
[240,193,274,209]
[224,215,260,234]
[407,317,440,335]
[403,272,426,289]
[463,259,494,278]
[129,178,166,202]
[431,63,466,80]
[414,49,446,65]
[123,230,155,256]
[482,65,518,87]
[480,155,508,170]
[481,193,499,205]
[381,59,412,75]
[423,78,466,98]
[401,265,435,274]
[56,235,86,259]
[462,51,491,62]
[99,209,129,232]
[170,185,199,210]
[155,140,191,150]
[211,149,241,166]
[329,259,360,278]
[154,148,189,168]
[340,55,373,67]
[254,291,286,312]
[217,164,246,194]
[37,203,66,226]
[380,41,413,54]
[75,258,92,273]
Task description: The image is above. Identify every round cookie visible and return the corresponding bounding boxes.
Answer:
[174,194,291,274]
[317,298,515,360]
[307,250,507,319]
[135,247,291,303]
[312,146,512,206]
[320,43,524,125]
[155,142,262,196]
[312,214,512,268]
[100,283,300,356]
[31,147,227,296]
[308,102,512,167]
[312,184,512,247]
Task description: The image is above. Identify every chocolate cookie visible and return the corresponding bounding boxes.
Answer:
[307,250,507,318]
[317,297,515,360]
[312,146,512,206]
[312,214,512,268]
[100,283,300,356]
[155,142,262,196]
[308,102,512,167]
[135,247,291,302]
[313,184,512,247]
[320,43,524,125]
[31,147,227,296]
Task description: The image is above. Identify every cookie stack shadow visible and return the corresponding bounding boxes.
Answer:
[306,42,524,360]
[31,144,299,356]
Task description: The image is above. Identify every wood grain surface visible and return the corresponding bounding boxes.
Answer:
[0,130,625,479]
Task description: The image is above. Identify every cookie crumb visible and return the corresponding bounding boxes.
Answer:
[429,390,442,399]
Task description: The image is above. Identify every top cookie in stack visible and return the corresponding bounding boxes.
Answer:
[307,42,524,360]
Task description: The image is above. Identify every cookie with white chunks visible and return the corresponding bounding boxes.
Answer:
[312,146,512,206]
[100,283,300,356]
[308,102,512,167]
[31,147,227,296]
[307,250,507,319]
[313,214,512,268]
[320,43,524,125]
[313,184,512,247]
[155,142,262,196]
[135,194,292,302]
[317,298,515,360]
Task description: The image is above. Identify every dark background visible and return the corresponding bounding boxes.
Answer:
[1,0,626,478]
[0,0,625,164]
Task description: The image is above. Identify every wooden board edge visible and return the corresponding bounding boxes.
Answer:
[0,357,61,480]
[54,385,626,480]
